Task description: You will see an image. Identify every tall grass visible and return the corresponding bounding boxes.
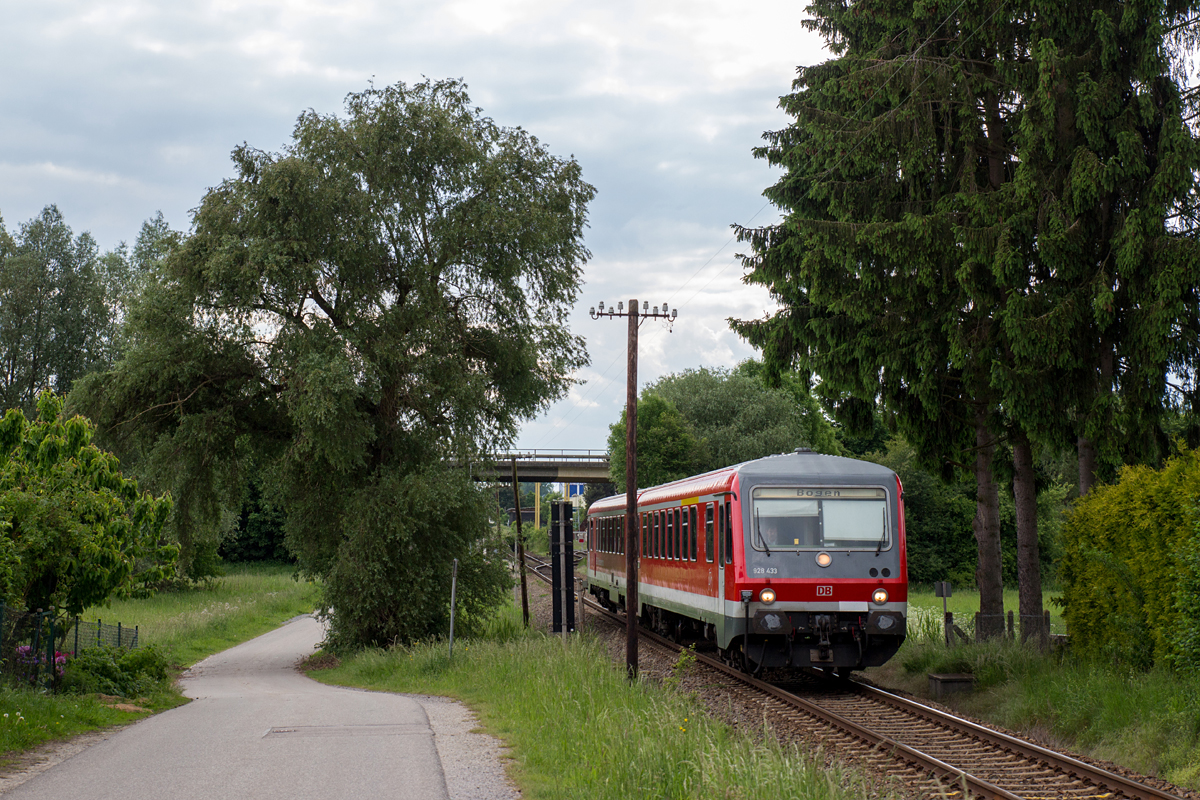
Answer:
[997,660,1200,788]
[82,563,319,667]
[314,620,882,800]
[0,686,177,760]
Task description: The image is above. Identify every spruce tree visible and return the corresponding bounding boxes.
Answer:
[734,0,1200,634]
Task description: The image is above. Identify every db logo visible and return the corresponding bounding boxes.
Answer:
[816,586,833,597]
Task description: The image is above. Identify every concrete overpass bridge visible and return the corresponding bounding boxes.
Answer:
[471,449,611,483]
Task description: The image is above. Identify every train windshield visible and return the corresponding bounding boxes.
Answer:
[750,487,889,551]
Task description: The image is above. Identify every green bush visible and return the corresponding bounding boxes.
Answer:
[59,645,169,696]
[320,466,512,652]
[1060,449,1200,666]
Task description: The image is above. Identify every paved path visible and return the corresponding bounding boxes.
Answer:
[5,616,513,799]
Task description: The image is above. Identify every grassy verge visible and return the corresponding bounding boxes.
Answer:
[310,606,883,800]
[1,562,319,766]
[863,592,1200,790]
[0,685,185,763]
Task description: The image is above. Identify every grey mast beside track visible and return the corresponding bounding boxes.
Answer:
[3,616,516,800]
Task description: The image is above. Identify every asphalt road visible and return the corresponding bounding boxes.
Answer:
[5,616,455,800]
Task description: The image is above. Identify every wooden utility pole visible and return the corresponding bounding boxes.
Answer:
[590,297,677,681]
[511,457,530,628]
[624,299,640,680]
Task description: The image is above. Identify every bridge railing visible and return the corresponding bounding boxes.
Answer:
[494,449,609,462]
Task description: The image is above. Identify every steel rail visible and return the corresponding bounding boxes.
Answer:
[636,620,1020,800]
[521,555,1014,799]
[852,682,1185,800]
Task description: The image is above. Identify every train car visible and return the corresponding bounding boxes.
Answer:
[586,448,907,674]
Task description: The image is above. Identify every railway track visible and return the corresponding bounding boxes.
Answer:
[520,553,1187,800]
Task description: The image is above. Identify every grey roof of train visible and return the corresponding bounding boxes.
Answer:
[733,450,897,485]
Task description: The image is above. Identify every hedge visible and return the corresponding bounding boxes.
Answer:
[1060,449,1200,667]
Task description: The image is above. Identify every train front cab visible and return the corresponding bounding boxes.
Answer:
[724,456,908,674]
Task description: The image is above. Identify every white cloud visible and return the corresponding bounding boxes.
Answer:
[2,0,825,450]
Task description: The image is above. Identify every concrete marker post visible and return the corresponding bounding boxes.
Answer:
[448,558,459,658]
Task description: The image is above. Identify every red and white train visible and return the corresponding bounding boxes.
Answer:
[586,448,908,674]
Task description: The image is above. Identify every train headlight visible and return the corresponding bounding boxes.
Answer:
[815,552,832,567]
[872,588,889,605]
[760,588,777,604]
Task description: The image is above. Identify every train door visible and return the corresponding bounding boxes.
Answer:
[704,502,716,598]
[716,499,726,605]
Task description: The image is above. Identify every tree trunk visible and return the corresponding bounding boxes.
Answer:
[973,408,1004,639]
[1077,434,1096,497]
[1079,338,1113,496]
[1012,429,1043,642]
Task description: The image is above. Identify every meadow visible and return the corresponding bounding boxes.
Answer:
[81,563,320,667]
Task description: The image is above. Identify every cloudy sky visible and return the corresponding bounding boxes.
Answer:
[1,0,830,450]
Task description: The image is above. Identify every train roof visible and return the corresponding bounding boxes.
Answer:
[588,450,899,514]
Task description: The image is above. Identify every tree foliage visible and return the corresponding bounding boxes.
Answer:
[0,207,119,415]
[0,391,175,615]
[607,364,839,491]
[73,79,594,647]
[607,395,703,492]
[731,0,1200,630]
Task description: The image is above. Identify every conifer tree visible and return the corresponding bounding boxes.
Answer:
[734,0,1200,633]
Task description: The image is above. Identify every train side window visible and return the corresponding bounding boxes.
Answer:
[724,503,733,564]
[674,508,682,560]
[690,506,698,561]
[673,510,680,559]
[641,513,647,558]
[654,511,661,558]
[667,510,674,559]
[705,504,714,563]
[662,510,672,561]
[620,514,626,555]
[679,508,688,561]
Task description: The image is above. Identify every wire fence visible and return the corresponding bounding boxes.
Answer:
[0,604,139,688]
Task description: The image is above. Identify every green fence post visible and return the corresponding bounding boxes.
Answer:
[117,622,122,648]
[74,616,79,658]
[97,618,102,647]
